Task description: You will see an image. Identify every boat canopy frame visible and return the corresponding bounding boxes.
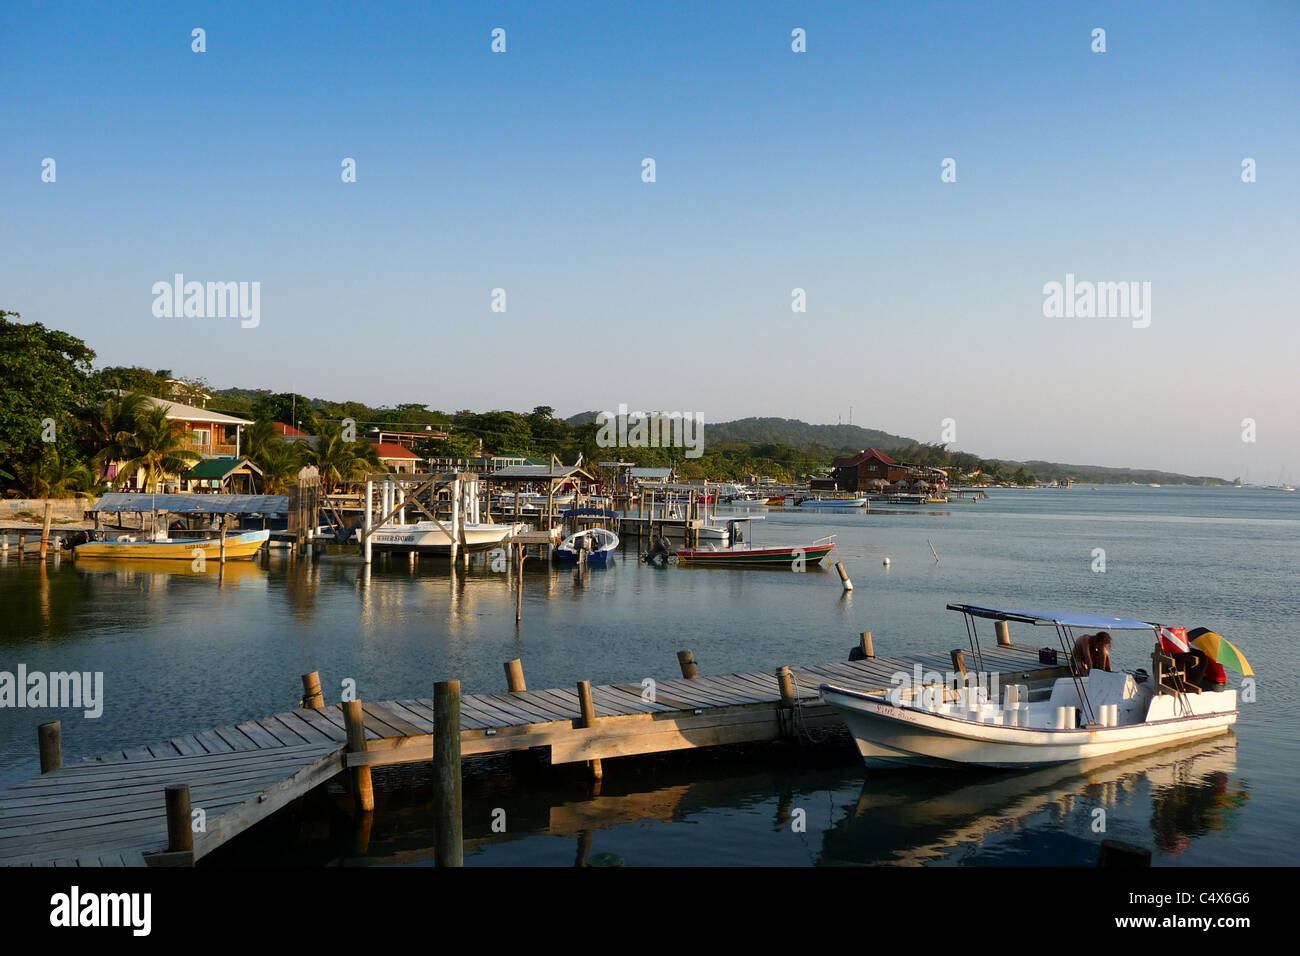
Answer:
[945,603,1184,725]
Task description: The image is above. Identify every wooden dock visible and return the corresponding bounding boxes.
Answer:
[0,643,1063,867]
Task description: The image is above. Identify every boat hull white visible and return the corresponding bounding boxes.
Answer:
[369,521,519,555]
[821,684,1237,770]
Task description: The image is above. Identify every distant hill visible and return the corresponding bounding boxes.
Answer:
[565,412,1228,484]
[564,413,907,450]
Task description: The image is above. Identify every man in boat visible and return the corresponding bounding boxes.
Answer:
[1182,627,1230,691]
[1072,631,1112,675]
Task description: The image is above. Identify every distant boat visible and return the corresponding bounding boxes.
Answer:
[676,518,835,568]
[799,497,868,509]
[554,526,618,566]
[75,529,269,561]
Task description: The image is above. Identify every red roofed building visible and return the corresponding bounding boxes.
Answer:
[829,448,907,492]
[273,421,310,439]
[372,442,423,473]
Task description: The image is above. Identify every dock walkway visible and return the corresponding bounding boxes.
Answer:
[0,644,1057,866]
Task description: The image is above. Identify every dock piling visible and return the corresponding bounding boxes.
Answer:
[859,631,875,659]
[504,659,527,692]
[776,666,795,706]
[577,680,602,780]
[38,721,62,773]
[433,680,464,866]
[342,700,375,812]
[164,783,194,855]
[676,649,699,679]
[300,671,325,709]
[38,502,53,561]
[835,561,853,591]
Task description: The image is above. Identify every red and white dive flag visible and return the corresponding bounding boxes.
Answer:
[1159,626,1190,653]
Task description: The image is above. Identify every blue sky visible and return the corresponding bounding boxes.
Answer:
[2,1,1297,479]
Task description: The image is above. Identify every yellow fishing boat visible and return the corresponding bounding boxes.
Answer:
[73,529,269,561]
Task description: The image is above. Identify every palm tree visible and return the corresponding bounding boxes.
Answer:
[307,420,374,492]
[86,390,150,485]
[243,418,281,464]
[253,438,303,494]
[118,405,201,493]
[12,448,102,498]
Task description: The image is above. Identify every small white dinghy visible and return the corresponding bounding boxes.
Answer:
[821,603,1240,770]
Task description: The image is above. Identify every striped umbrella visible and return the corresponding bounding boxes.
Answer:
[1188,629,1254,677]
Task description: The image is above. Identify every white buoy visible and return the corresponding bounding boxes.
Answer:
[883,557,891,566]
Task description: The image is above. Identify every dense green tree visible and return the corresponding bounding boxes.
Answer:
[0,313,98,477]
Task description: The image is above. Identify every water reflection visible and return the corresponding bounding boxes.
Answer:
[205,735,1244,867]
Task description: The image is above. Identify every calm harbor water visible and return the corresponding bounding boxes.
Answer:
[2,486,1297,865]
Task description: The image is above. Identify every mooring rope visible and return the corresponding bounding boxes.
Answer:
[786,670,833,744]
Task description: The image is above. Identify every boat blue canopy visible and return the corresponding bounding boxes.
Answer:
[91,493,289,516]
[947,603,1157,630]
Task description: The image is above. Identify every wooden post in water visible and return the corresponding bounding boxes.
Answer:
[219,517,227,566]
[38,721,62,773]
[38,501,53,561]
[676,649,699,679]
[342,700,374,812]
[835,561,853,591]
[17,533,24,562]
[995,620,1012,647]
[433,680,463,866]
[363,478,374,564]
[301,672,324,709]
[859,631,875,659]
[165,783,193,855]
[504,658,526,692]
[515,543,526,623]
[577,679,602,780]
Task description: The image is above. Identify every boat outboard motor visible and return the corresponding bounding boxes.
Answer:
[644,533,674,566]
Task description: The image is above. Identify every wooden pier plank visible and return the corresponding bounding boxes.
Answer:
[0,647,1068,867]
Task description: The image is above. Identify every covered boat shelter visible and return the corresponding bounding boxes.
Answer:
[486,459,596,528]
[90,492,290,534]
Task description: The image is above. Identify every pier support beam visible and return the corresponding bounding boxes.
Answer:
[165,783,194,859]
[775,666,796,740]
[363,479,374,565]
[577,680,602,780]
[38,721,62,773]
[676,649,699,679]
[515,543,526,624]
[504,659,526,692]
[38,501,53,561]
[343,700,374,812]
[300,672,325,709]
[433,680,464,866]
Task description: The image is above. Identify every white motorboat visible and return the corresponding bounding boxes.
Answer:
[821,603,1241,770]
[368,520,521,555]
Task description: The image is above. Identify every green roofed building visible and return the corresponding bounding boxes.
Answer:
[182,457,263,494]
